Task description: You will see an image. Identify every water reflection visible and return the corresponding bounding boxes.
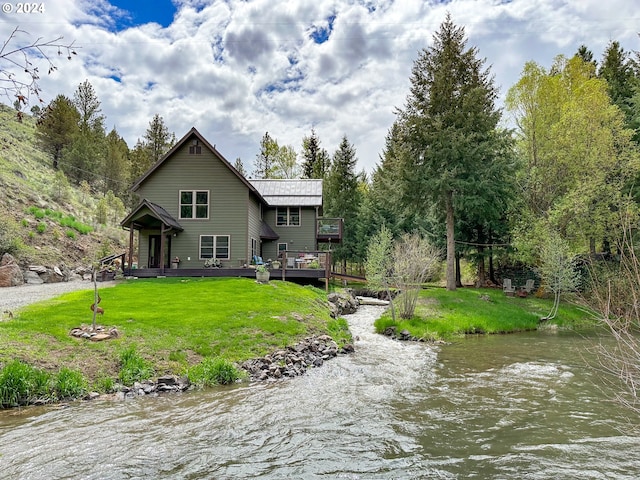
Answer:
[1,307,639,479]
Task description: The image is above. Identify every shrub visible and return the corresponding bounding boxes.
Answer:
[188,357,241,387]
[118,346,154,385]
[66,230,76,239]
[0,360,53,407]
[36,222,46,234]
[21,218,28,227]
[54,367,87,400]
[93,374,115,393]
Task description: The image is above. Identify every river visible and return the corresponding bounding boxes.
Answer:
[1,305,639,479]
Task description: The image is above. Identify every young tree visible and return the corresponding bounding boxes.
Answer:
[538,230,580,321]
[365,225,396,321]
[398,14,506,290]
[253,132,278,178]
[73,80,105,133]
[36,95,79,169]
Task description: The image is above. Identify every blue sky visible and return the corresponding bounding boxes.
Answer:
[1,0,639,175]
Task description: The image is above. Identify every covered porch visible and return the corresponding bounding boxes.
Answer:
[121,200,184,276]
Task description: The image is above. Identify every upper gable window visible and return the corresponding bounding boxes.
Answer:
[276,207,300,226]
[189,140,202,155]
[180,190,209,219]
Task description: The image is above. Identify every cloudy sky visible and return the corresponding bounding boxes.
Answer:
[1,0,639,174]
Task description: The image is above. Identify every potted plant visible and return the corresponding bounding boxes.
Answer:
[255,264,270,283]
[272,260,281,269]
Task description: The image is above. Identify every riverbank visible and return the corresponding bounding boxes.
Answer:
[0,277,354,407]
[374,286,595,341]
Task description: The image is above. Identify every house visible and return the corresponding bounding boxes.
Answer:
[120,127,342,277]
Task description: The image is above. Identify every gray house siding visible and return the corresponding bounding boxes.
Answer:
[261,206,317,260]
[135,141,250,269]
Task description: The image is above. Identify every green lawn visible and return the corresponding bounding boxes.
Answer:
[374,287,595,341]
[0,278,339,384]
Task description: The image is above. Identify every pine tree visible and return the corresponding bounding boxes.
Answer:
[301,129,330,178]
[103,128,130,196]
[36,95,79,169]
[325,135,362,271]
[144,114,175,163]
[233,157,247,177]
[398,14,507,290]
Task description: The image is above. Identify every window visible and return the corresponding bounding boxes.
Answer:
[251,238,259,258]
[276,207,300,226]
[189,140,202,154]
[180,190,209,219]
[200,235,230,260]
[277,243,287,258]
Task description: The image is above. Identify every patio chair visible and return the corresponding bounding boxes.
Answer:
[502,278,516,295]
[252,255,264,265]
[523,279,535,294]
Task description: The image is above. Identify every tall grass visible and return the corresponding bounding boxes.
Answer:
[118,346,155,386]
[188,357,242,387]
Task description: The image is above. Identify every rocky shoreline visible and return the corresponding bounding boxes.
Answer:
[81,289,367,402]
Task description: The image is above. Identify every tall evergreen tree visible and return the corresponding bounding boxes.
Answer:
[36,94,79,169]
[73,80,105,133]
[398,14,507,290]
[325,135,362,271]
[103,128,129,196]
[301,129,330,178]
[144,114,175,164]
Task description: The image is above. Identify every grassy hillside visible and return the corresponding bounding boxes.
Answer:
[0,104,127,266]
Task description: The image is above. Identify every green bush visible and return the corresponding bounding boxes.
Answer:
[36,222,46,234]
[0,360,53,407]
[54,367,87,400]
[188,357,241,387]
[66,230,76,239]
[118,346,154,385]
[93,374,115,393]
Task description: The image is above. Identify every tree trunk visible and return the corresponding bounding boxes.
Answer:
[455,252,462,288]
[476,245,486,287]
[589,237,596,256]
[489,245,497,284]
[445,190,456,291]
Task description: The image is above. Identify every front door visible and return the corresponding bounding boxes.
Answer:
[148,235,171,268]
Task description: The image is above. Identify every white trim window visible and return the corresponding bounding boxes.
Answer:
[277,242,287,258]
[251,238,259,258]
[180,190,209,219]
[276,207,300,226]
[200,235,230,260]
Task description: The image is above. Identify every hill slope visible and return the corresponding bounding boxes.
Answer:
[0,104,127,268]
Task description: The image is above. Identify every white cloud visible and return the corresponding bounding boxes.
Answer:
[2,0,639,174]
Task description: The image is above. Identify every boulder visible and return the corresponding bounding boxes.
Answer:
[1,253,16,267]
[0,262,23,287]
[23,270,43,285]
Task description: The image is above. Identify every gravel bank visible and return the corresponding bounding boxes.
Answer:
[0,281,117,312]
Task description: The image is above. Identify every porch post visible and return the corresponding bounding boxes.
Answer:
[159,223,166,275]
[128,224,134,276]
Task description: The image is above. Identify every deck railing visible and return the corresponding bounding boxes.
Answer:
[316,217,343,243]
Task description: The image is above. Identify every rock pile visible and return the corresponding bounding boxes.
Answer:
[327,289,360,317]
[69,324,119,341]
[94,376,191,401]
[241,334,355,381]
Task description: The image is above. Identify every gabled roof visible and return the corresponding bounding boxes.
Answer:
[130,127,267,204]
[120,199,183,231]
[249,179,323,207]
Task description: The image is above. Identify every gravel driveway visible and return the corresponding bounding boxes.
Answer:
[0,280,117,313]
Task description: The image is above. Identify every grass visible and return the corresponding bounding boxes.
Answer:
[0,278,340,392]
[374,287,594,341]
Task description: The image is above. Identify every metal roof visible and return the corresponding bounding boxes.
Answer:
[249,179,323,207]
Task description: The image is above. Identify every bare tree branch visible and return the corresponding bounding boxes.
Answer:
[0,26,77,115]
